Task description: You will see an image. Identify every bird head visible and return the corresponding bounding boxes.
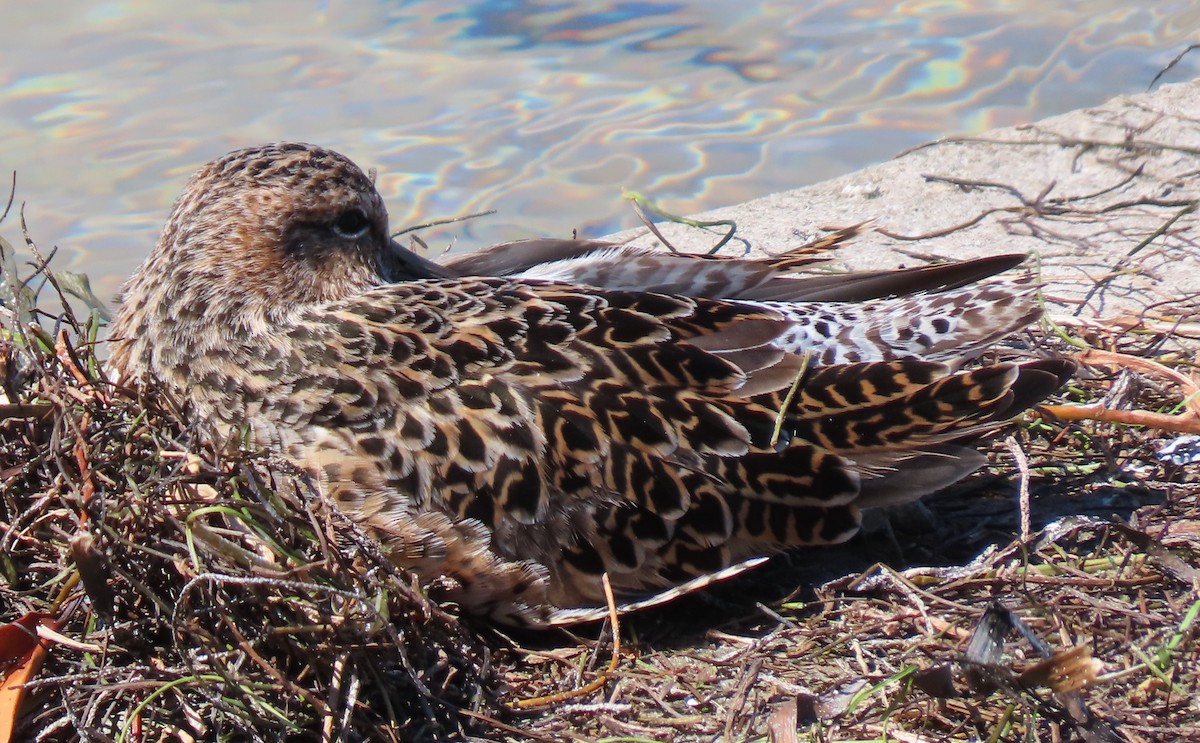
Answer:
[109,142,449,378]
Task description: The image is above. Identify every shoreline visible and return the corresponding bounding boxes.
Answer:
[607,78,1200,321]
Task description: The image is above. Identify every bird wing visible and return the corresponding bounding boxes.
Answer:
[272,277,1067,624]
[439,227,1032,304]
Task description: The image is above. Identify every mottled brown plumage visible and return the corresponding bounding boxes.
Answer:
[110,142,1073,626]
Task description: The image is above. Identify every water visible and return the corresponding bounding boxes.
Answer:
[1,0,1198,302]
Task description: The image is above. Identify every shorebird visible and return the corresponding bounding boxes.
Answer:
[109,142,1073,626]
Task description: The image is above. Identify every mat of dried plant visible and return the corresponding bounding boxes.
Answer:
[2,196,1197,742]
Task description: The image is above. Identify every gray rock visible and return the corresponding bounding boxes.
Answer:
[608,79,1200,322]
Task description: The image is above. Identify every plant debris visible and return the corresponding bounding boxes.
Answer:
[1,229,501,741]
[2,195,1198,742]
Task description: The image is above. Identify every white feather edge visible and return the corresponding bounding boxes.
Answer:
[544,556,771,626]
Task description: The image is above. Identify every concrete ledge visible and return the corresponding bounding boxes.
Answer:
[611,79,1200,322]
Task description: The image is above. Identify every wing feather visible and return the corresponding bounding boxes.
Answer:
[262,276,1069,624]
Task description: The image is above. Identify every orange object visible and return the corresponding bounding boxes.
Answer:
[0,612,62,743]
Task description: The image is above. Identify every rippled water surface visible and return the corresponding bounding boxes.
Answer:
[2,0,1198,299]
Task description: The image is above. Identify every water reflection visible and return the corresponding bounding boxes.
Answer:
[0,0,1196,301]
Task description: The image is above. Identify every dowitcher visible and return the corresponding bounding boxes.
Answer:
[110,142,1073,626]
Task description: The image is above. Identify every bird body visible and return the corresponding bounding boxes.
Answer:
[110,142,1072,626]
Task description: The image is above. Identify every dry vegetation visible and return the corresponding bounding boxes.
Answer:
[1,193,1198,742]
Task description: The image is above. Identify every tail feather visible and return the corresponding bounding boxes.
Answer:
[446,227,867,298]
[852,446,988,508]
[763,276,1041,365]
[740,253,1028,302]
[784,362,1026,452]
[440,230,1028,306]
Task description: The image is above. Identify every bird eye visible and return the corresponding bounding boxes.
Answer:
[332,208,371,239]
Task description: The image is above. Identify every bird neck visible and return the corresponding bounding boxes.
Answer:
[109,265,299,394]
